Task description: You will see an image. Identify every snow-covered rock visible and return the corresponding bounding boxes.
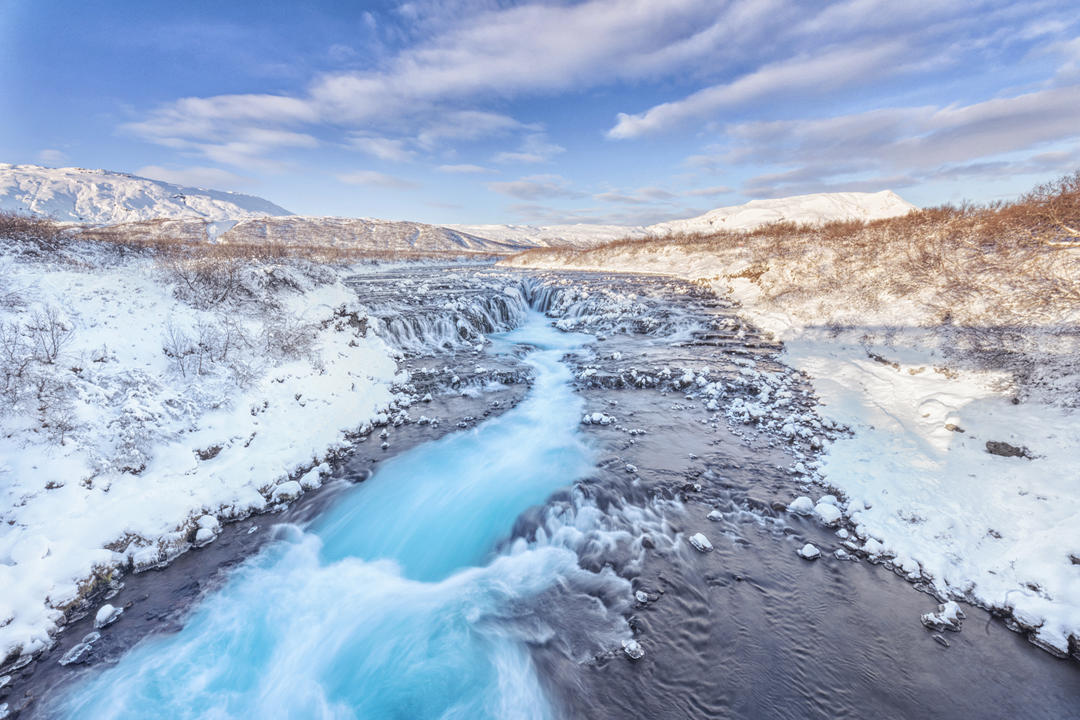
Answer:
[813,502,843,527]
[921,601,965,631]
[798,543,821,560]
[622,638,645,660]
[688,532,713,552]
[787,496,815,515]
[93,604,122,629]
[271,481,303,503]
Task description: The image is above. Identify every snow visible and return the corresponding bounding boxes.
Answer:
[798,543,821,560]
[0,164,291,224]
[0,244,401,665]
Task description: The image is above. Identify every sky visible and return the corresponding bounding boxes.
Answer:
[1,0,1079,225]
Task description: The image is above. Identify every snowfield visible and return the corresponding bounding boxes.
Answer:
[0,242,401,666]
[504,242,1080,658]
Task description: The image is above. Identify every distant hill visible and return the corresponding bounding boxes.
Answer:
[457,191,917,247]
[0,164,291,224]
[646,190,917,237]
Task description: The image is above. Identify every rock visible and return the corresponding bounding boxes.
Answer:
[622,638,645,661]
[94,603,122,629]
[688,532,713,552]
[798,543,821,560]
[932,633,950,648]
[985,440,1030,458]
[271,481,303,503]
[196,514,219,530]
[813,502,842,527]
[58,641,94,666]
[194,527,216,545]
[298,467,323,490]
[635,590,649,604]
[787,496,814,515]
[625,464,637,473]
[921,601,965,631]
[706,509,723,521]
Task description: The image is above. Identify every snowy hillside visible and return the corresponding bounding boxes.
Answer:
[458,191,916,248]
[648,190,916,236]
[0,164,291,224]
[94,215,531,254]
[218,216,528,253]
[447,223,649,249]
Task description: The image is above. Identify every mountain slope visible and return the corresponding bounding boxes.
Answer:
[647,190,917,236]
[458,191,917,247]
[0,164,291,224]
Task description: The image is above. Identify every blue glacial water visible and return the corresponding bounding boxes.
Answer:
[51,312,606,720]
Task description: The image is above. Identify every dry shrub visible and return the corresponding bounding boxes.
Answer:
[508,170,1080,327]
[0,212,66,253]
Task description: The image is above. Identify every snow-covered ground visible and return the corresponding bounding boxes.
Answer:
[0,164,291,224]
[504,245,1080,657]
[0,242,401,666]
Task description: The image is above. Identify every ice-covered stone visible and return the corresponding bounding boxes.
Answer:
[798,543,821,560]
[688,532,713,552]
[625,464,637,473]
[622,638,645,661]
[813,502,842,526]
[921,601,965,631]
[787,496,814,515]
[94,603,122,629]
[271,481,302,503]
[195,527,216,545]
[706,509,723,521]
[635,590,649,604]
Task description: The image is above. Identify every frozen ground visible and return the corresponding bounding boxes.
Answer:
[504,247,1080,658]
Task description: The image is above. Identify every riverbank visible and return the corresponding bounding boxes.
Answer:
[502,226,1080,659]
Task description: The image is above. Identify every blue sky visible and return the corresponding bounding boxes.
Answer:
[2,0,1079,224]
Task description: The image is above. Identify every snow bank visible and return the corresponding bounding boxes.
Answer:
[0,244,400,666]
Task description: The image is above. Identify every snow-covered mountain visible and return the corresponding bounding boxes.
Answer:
[457,191,916,247]
[647,190,916,237]
[0,164,291,224]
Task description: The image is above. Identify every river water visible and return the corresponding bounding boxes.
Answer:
[45,312,627,719]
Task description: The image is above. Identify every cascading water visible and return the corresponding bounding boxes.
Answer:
[47,311,625,720]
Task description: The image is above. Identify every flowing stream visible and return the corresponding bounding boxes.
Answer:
[48,312,606,719]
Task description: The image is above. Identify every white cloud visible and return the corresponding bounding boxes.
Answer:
[337,170,419,189]
[437,164,494,174]
[348,135,416,162]
[492,133,565,164]
[608,42,910,139]
[488,174,581,200]
[36,149,68,166]
[721,85,1080,195]
[135,165,247,189]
